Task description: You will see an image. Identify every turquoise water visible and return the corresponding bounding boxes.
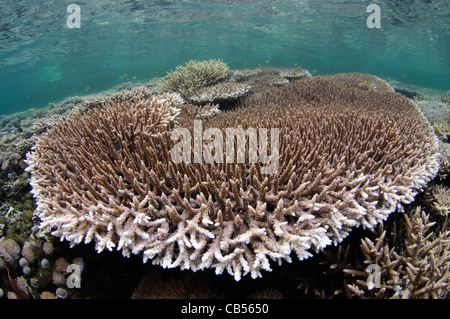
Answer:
[0,0,449,115]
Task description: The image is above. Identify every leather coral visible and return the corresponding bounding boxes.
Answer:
[25,75,440,281]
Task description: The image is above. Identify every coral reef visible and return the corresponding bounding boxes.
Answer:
[77,85,160,114]
[25,74,439,281]
[25,92,183,250]
[0,85,163,300]
[0,204,35,244]
[277,67,311,81]
[425,100,450,178]
[158,65,311,110]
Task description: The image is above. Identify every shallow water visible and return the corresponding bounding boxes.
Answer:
[0,0,449,115]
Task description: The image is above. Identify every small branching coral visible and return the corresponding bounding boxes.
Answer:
[434,121,450,142]
[343,207,450,299]
[158,59,229,99]
[431,184,450,216]
[26,75,440,281]
[417,100,450,126]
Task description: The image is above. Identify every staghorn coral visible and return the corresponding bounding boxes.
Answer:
[26,75,439,281]
[158,59,229,98]
[344,207,450,299]
[0,83,161,167]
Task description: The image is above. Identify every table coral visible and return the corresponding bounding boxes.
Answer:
[26,75,440,281]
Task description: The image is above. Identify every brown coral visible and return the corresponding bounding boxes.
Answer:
[26,75,439,281]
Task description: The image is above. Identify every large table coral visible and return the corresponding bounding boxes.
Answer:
[26,75,440,281]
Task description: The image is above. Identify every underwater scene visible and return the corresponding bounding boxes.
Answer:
[0,0,449,305]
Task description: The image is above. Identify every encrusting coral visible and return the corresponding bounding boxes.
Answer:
[25,75,440,281]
